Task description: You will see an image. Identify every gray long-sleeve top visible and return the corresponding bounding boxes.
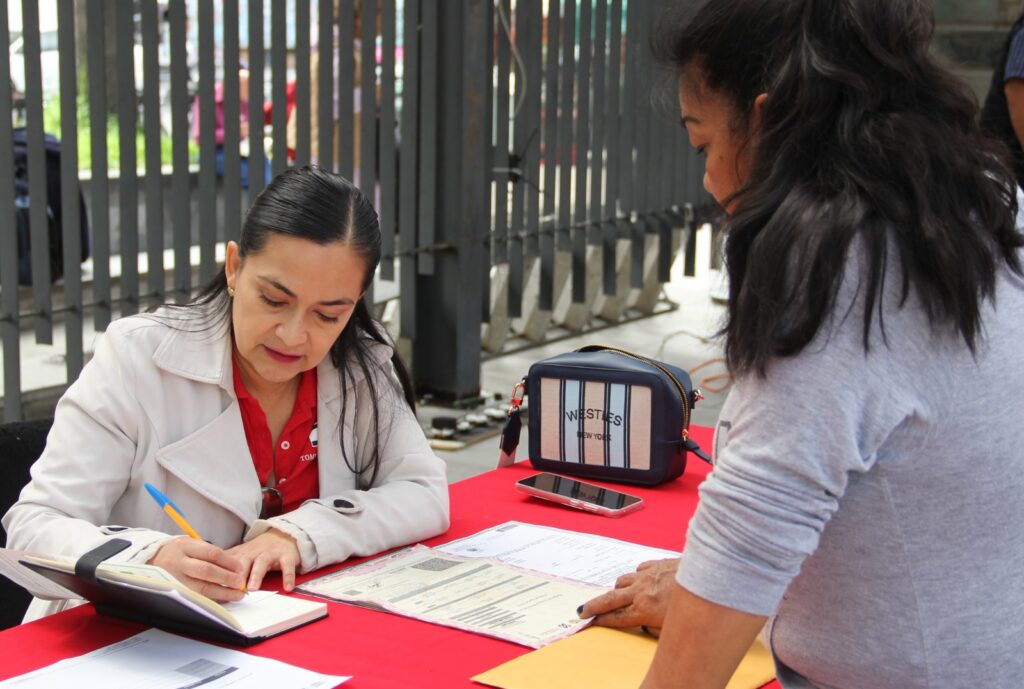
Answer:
[677,240,1024,688]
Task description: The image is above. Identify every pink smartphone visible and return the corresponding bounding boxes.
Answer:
[515,472,644,517]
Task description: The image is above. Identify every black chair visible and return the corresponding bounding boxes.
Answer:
[0,418,53,630]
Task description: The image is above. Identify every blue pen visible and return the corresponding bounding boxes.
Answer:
[144,482,203,541]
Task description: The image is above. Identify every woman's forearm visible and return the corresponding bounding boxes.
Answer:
[640,583,767,689]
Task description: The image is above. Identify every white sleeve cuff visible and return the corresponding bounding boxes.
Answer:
[246,518,318,572]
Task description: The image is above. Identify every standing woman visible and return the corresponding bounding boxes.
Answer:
[590,0,1024,687]
[4,167,450,620]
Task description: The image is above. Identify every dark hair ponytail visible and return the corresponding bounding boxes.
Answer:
[186,166,414,489]
[657,0,1022,377]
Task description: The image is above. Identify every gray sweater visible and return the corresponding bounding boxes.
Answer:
[677,240,1024,688]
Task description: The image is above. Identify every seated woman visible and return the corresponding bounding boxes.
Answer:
[4,166,450,620]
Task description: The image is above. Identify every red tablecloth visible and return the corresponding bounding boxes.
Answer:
[0,426,781,689]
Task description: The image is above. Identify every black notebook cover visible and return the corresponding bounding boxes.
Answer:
[20,560,325,646]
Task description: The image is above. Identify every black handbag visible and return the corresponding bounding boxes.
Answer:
[499,345,711,486]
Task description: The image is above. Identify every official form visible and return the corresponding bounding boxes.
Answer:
[435,521,679,587]
[298,545,600,648]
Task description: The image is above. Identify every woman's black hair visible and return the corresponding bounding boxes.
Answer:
[656,0,1023,377]
[191,165,412,489]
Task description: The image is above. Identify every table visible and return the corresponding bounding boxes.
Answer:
[0,426,781,689]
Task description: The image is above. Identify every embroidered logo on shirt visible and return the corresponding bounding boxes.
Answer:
[309,423,318,448]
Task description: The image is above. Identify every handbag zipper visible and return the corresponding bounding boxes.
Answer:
[577,345,694,441]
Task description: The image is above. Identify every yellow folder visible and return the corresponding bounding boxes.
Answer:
[472,626,775,689]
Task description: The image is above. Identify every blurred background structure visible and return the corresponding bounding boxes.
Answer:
[0,0,1015,422]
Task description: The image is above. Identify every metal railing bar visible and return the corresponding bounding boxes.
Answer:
[618,0,637,236]
[168,0,191,298]
[571,0,592,304]
[316,0,334,170]
[523,0,542,260]
[142,0,165,308]
[223,0,242,243]
[379,0,398,280]
[507,0,525,318]
[116,0,139,316]
[481,0,496,325]
[556,0,574,251]
[23,0,53,342]
[57,0,83,378]
[508,0,538,309]
[539,0,560,310]
[398,0,420,340]
[197,0,217,284]
[337,0,355,179]
[271,0,288,178]
[509,0,528,237]
[294,0,312,167]
[87,0,112,330]
[360,0,377,199]
[493,0,511,266]
[0,0,21,420]
[588,0,607,247]
[603,0,623,297]
[627,0,646,290]
[416,0,438,276]
[248,0,267,201]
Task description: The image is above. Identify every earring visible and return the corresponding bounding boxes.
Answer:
[228,286,235,298]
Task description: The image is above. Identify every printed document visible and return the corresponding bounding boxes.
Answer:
[0,628,348,688]
[298,545,601,648]
[435,521,679,587]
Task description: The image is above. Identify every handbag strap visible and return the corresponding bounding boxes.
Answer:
[497,379,526,467]
[575,345,711,455]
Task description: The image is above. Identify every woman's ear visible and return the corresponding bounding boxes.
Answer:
[751,93,768,131]
[224,241,241,290]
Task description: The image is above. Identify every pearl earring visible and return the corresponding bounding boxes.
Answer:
[228,286,235,297]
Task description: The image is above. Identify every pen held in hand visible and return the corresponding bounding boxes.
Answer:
[144,482,203,540]
[143,482,246,593]
[162,503,203,541]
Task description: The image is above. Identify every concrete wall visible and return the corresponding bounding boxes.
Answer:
[932,0,1021,101]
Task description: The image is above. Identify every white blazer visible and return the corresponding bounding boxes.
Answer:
[3,305,450,620]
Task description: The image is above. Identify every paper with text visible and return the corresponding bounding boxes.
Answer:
[435,521,679,587]
[298,545,601,648]
[0,628,349,689]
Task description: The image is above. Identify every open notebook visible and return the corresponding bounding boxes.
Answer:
[2,549,327,646]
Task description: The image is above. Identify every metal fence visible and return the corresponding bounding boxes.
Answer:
[0,0,710,420]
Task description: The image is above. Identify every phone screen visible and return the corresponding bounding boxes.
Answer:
[517,473,642,510]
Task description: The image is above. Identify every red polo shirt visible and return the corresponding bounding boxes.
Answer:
[233,362,320,515]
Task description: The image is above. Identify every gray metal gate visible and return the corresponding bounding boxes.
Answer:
[0,0,710,420]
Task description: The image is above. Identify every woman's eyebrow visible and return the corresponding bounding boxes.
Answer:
[257,276,355,306]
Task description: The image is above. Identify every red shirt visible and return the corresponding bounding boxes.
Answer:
[233,362,320,515]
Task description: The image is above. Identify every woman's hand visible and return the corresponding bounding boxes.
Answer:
[226,528,301,592]
[578,558,681,636]
[148,537,247,602]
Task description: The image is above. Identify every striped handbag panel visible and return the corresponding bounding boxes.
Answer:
[538,377,652,469]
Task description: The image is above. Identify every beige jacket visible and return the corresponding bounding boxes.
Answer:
[3,305,450,620]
